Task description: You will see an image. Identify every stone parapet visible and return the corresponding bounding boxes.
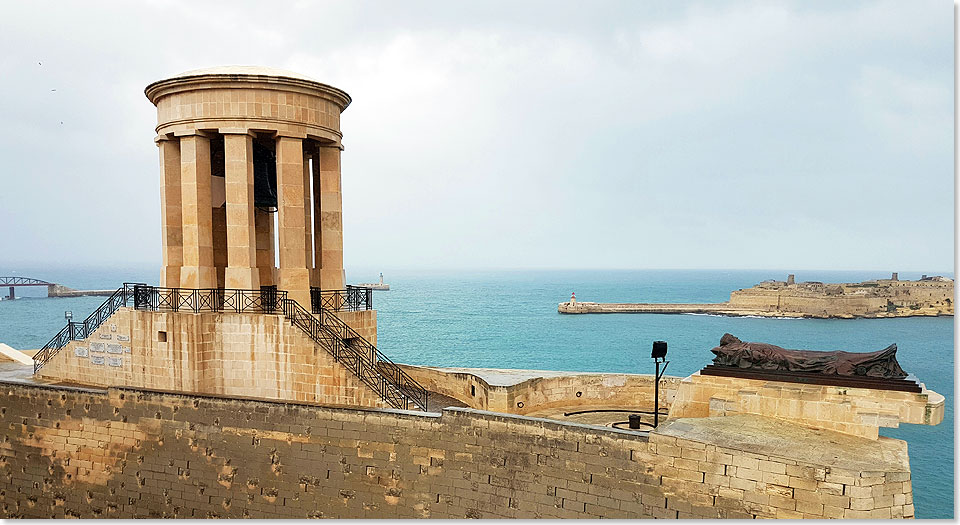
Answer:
[399,365,682,415]
[652,415,915,519]
[0,382,916,519]
[669,372,944,439]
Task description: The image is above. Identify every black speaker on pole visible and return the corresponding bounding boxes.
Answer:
[652,340,668,359]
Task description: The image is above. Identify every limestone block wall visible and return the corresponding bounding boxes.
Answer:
[729,280,953,317]
[729,289,887,317]
[669,373,944,439]
[727,289,781,310]
[508,374,683,417]
[36,308,386,409]
[153,85,343,140]
[399,366,494,410]
[882,281,953,311]
[335,310,377,347]
[651,416,915,519]
[400,365,683,415]
[0,382,916,519]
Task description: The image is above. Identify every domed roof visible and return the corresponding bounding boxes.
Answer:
[168,65,320,82]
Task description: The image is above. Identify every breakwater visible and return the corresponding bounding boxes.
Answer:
[45,284,115,298]
[559,301,761,316]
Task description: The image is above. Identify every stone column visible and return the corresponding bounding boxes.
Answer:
[222,132,260,290]
[276,135,311,306]
[158,137,182,288]
[178,133,216,289]
[310,145,322,287]
[212,206,228,289]
[302,148,316,287]
[254,209,276,287]
[316,144,345,290]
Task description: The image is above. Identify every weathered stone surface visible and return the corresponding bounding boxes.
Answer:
[0,383,918,519]
[34,308,385,408]
[669,372,944,439]
[400,364,683,415]
[655,415,909,474]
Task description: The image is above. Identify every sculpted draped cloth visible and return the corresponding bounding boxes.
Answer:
[710,333,907,379]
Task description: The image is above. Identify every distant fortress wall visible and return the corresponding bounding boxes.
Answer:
[728,289,887,317]
[562,276,952,318]
[879,279,955,302]
[729,278,953,317]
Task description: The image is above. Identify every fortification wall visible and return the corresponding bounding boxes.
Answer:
[729,289,887,317]
[35,308,386,409]
[0,382,915,519]
[729,280,953,318]
[400,366,683,416]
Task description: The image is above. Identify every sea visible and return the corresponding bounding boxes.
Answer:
[0,266,953,518]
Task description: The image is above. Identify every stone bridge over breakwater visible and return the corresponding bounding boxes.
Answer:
[0,277,114,299]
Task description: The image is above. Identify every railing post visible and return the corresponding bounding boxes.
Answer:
[133,284,143,310]
[366,288,372,310]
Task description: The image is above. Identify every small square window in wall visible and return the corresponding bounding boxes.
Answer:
[157,331,167,342]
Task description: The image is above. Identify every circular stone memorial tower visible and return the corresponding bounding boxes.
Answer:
[145,66,350,306]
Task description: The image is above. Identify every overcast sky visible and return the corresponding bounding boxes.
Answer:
[0,1,952,274]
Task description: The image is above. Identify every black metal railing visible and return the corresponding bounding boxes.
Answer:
[310,286,373,313]
[130,284,286,314]
[282,298,427,411]
[35,283,427,411]
[34,284,139,373]
[312,303,426,410]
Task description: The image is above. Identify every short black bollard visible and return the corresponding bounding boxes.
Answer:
[628,414,642,429]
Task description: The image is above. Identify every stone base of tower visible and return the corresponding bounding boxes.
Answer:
[35,307,387,408]
[334,309,378,346]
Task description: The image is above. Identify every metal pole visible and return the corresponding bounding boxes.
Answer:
[654,360,660,428]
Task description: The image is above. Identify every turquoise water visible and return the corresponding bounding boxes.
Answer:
[0,267,953,518]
